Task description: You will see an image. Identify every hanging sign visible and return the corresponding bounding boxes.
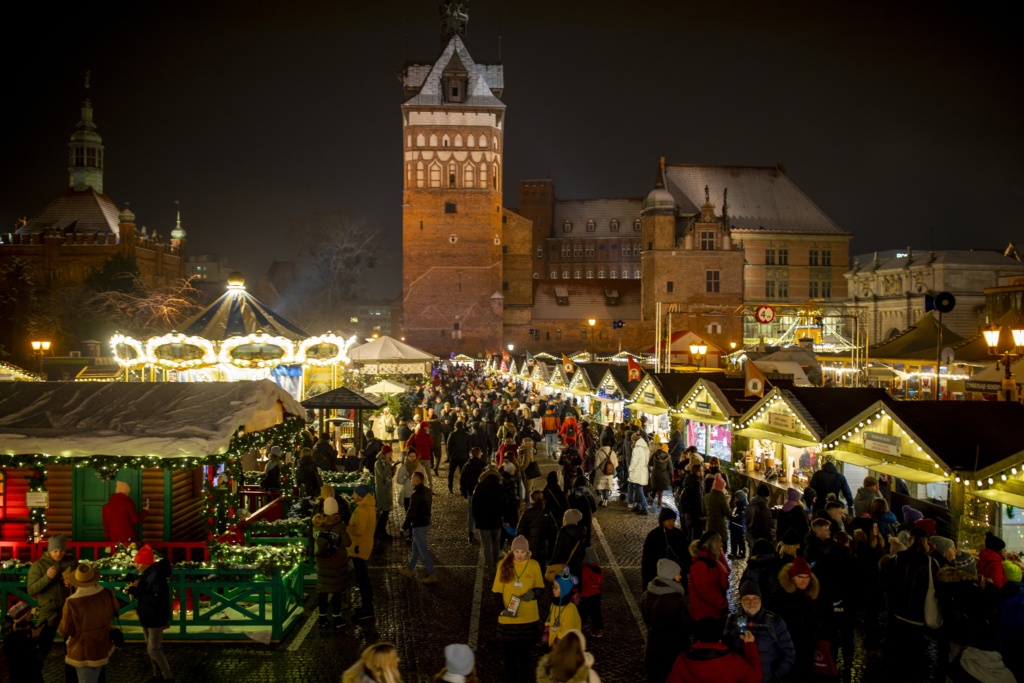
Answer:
[694,401,713,417]
[864,431,901,457]
[26,491,49,508]
[768,412,795,431]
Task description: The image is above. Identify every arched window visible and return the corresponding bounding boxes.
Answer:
[574,270,582,279]
[493,164,499,189]
[563,271,570,279]
[533,273,540,279]
[429,133,438,147]
[610,271,618,279]
[407,163,413,186]
[597,271,606,279]
[586,220,596,232]
[622,270,629,279]
[442,134,450,147]
[416,133,425,147]
[467,135,475,148]
[610,219,619,232]
[407,135,412,147]
[493,137,499,149]
[448,163,457,188]
[634,270,641,279]
[454,134,463,147]
[586,270,593,279]
[464,163,474,187]
[416,162,425,188]
[480,165,488,188]
[479,134,487,147]
[551,271,558,279]
[563,221,573,233]
[429,164,441,188]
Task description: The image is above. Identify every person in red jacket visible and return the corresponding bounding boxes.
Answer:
[102,481,149,545]
[688,531,730,621]
[559,415,579,448]
[579,546,605,638]
[667,616,762,683]
[406,422,435,487]
[979,531,1009,589]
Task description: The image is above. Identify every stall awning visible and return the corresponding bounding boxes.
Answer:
[568,387,591,397]
[970,489,1024,508]
[872,462,949,484]
[735,427,816,449]
[626,402,668,416]
[830,450,883,468]
[683,415,732,426]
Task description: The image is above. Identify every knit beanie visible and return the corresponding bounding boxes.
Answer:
[788,556,813,577]
[320,484,335,500]
[134,544,155,566]
[734,490,747,503]
[583,546,599,565]
[786,487,802,504]
[1005,561,1023,584]
[930,536,954,555]
[354,484,372,498]
[985,532,1007,552]
[511,535,530,553]
[782,527,802,546]
[751,539,774,556]
[756,483,771,498]
[658,507,677,525]
[739,580,762,598]
[657,558,681,580]
[323,497,339,516]
[443,644,475,677]
[563,508,583,525]
[48,533,67,551]
[689,453,705,467]
[902,505,924,525]
[712,473,727,492]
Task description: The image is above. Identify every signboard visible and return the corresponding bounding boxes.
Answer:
[26,491,49,508]
[864,431,901,457]
[755,305,776,324]
[694,401,713,417]
[643,390,657,406]
[767,412,795,431]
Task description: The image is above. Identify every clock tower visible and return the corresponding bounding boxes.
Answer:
[400,7,505,354]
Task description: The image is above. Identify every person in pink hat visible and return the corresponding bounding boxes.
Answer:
[127,544,173,682]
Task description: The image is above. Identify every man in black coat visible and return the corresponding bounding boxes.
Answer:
[446,421,472,494]
[460,447,487,543]
[550,507,588,579]
[399,472,438,583]
[808,454,854,514]
[127,545,173,681]
[641,508,691,588]
[313,433,338,472]
[472,468,507,574]
[360,430,382,472]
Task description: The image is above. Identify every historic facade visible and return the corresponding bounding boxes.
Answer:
[0,87,186,290]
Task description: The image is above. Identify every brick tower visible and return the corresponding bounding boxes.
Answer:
[400,9,505,355]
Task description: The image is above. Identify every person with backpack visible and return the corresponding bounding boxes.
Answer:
[558,446,584,496]
[517,491,559,575]
[312,496,351,628]
[559,414,579,450]
[592,442,618,507]
[541,407,562,460]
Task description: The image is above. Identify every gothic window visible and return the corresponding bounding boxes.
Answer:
[587,220,596,232]
[407,163,412,186]
[765,248,776,265]
[493,164,499,189]
[467,135,475,148]
[822,249,832,266]
[585,244,594,257]
[611,219,619,232]
[454,134,463,147]
[622,270,629,279]
[551,271,558,279]
[809,249,819,266]
[407,135,412,147]
[533,273,540,279]
[634,219,642,231]
[442,135,450,147]
[416,162,425,188]
[429,134,438,147]
[493,137,499,149]
[448,163,457,187]
[700,231,715,251]
[429,164,442,188]
[464,163,474,187]
[821,280,832,298]
[706,270,720,293]
[563,271,570,279]
[563,221,573,233]
[479,135,487,147]
[480,165,488,188]
[416,133,425,147]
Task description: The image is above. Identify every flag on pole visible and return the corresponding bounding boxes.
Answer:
[525,350,535,367]
[562,354,575,375]
[627,356,643,383]
[745,361,767,398]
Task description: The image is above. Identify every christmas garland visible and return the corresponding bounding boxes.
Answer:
[319,470,373,487]
[245,517,311,536]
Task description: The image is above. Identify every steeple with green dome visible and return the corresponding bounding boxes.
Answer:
[68,71,105,194]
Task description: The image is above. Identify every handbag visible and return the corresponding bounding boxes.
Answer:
[109,591,125,648]
[924,557,943,629]
[812,639,837,677]
[545,540,580,583]
[525,460,541,479]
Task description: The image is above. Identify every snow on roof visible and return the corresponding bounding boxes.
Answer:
[0,380,304,459]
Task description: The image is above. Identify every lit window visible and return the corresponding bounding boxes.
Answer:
[429,165,441,188]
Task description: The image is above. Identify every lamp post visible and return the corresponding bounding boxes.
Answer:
[689,343,707,370]
[31,340,51,374]
[587,319,596,361]
[983,321,1024,401]
[507,343,514,353]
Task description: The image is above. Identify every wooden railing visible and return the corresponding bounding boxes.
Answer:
[0,540,209,563]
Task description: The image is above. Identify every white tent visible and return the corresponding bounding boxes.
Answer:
[363,379,413,395]
[752,360,812,386]
[348,335,437,375]
[0,380,304,458]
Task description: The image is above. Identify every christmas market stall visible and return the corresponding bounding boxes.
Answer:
[674,377,745,466]
[0,380,310,640]
[592,364,644,427]
[625,372,714,441]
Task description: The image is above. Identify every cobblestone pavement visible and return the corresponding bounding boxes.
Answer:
[8,453,941,683]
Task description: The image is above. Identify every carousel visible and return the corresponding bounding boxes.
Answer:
[111,273,356,398]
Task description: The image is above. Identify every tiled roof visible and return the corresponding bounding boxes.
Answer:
[552,199,643,237]
[19,188,122,236]
[531,281,641,321]
[849,249,1024,274]
[663,164,844,234]
[403,36,504,109]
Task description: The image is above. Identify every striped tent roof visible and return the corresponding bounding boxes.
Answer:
[181,286,308,342]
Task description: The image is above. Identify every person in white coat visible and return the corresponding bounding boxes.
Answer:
[593,444,618,507]
[628,433,652,515]
[373,407,398,451]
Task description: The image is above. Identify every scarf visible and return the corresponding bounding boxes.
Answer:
[441,675,467,683]
[645,576,686,596]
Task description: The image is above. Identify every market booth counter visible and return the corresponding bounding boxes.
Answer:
[826,400,1024,551]
[0,380,310,640]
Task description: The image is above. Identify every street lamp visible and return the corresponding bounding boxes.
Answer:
[31,340,51,374]
[983,320,1024,401]
[587,319,596,360]
[689,343,708,370]
[507,344,514,353]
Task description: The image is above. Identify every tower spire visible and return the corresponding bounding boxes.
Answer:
[171,200,186,245]
[68,71,105,193]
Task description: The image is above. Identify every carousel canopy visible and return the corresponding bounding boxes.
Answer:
[0,380,304,458]
[348,336,438,362]
[182,276,308,341]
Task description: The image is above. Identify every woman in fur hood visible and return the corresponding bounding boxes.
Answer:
[536,629,601,683]
[767,556,820,679]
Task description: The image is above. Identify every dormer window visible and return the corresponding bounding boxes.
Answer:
[563,221,573,233]
[633,219,642,231]
[586,220,596,232]
[610,219,619,232]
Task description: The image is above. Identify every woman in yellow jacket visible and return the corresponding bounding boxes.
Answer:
[493,535,544,683]
[348,484,377,620]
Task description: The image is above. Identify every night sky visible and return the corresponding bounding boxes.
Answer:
[3,1,1022,301]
